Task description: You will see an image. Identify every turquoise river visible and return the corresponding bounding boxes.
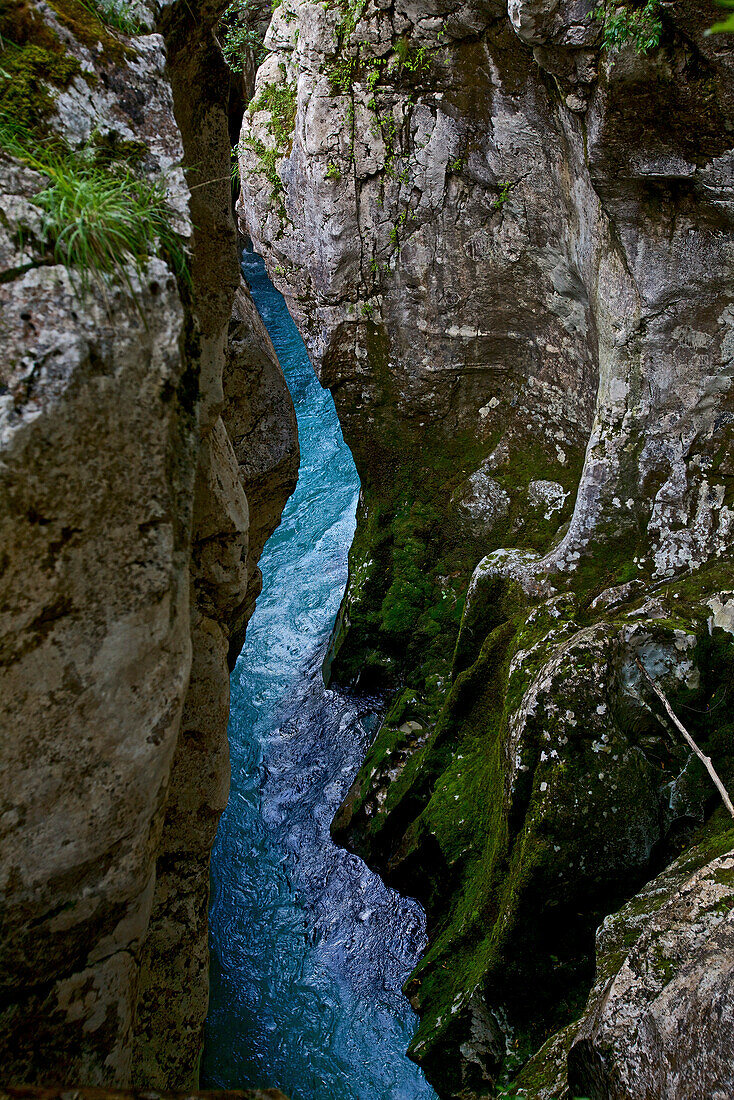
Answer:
[201,251,437,1100]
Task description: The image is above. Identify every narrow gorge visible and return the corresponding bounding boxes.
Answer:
[0,0,733,1094]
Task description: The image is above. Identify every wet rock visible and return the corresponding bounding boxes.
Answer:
[222,280,300,666]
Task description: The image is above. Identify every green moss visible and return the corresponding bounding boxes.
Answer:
[47,0,133,61]
[250,80,297,147]
[0,42,79,127]
[0,0,135,134]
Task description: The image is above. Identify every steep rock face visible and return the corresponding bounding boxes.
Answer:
[569,829,734,1100]
[222,281,300,667]
[0,0,297,1087]
[238,0,734,1093]
[518,824,734,1099]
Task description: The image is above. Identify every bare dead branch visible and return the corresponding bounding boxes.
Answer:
[635,656,734,819]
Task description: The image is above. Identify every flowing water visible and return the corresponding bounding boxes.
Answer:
[201,251,437,1100]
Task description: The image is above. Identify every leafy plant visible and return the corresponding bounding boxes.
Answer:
[231,141,241,197]
[393,37,430,73]
[328,54,358,93]
[593,0,663,54]
[492,179,514,209]
[218,0,267,73]
[325,161,342,180]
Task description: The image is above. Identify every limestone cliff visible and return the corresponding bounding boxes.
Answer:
[238,0,734,1094]
[0,0,297,1086]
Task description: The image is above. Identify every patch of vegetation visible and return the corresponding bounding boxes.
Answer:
[0,41,80,128]
[46,0,134,62]
[0,119,187,296]
[388,207,408,245]
[246,135,283,193]
[593,0,663,54]
[218,0,266,74]
[393,36,430,74]
[327,54,358,93]
[245,78,297,211]
[328,0,366,36]
[250,79,297,145]
[84,0,140,35]
[91,129,146,166]
[325,161,342,180]
[492,179,515,209]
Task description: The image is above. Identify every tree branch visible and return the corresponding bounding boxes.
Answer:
[635,656,734,819]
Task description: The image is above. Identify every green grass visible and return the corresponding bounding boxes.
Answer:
[0,119,187,296]
[85,0,141,34]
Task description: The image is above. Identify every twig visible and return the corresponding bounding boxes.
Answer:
[635,656,734,819]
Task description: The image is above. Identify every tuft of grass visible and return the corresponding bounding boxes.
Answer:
[36,162,187,293]
[0,118,187,296]
[85,0,141,35]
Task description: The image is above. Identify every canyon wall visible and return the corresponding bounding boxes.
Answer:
[0,0,297,1086]
[238,0,734,1095]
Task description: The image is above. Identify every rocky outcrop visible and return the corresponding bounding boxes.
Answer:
[519,824,734,1098]
[0,0,297,1087]
[238,0,734,1093]
[569,829,734,1100]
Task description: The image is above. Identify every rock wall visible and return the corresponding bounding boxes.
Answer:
[0,0,297,1087]
[238,0,734,1094]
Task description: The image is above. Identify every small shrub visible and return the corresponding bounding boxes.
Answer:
[325,161,342,180]
[218,0,267,73]
[593,0,663,54]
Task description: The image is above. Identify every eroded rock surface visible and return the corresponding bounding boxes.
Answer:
[0,0,297,1087]
[238,0,734,1093]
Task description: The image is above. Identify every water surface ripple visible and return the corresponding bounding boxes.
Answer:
[202,252,436,1100]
